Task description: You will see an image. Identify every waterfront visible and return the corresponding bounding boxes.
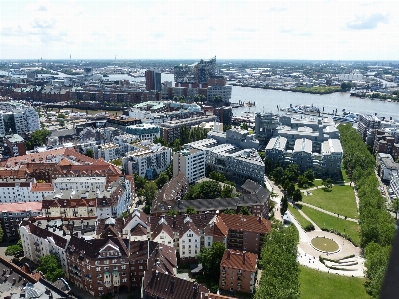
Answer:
[230,86,399,120]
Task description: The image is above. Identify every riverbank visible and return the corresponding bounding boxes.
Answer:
[230,83,343,95]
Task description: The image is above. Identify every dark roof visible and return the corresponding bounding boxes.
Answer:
[130,223,148,236]
[28,223,68,249]
[241,179,263,194]
[177,197,239,212]
[152,221,175,240]
[150,212,216,234]
[143,270,209,299]
[67,235,129,259]
[238,187,270,207]
[148,244,177,275]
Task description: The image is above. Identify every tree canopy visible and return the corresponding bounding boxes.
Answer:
[255,223,300,299]
[37,255,64,282]
[184,180,222,200]
[5,239,23,256]
[186,206,197,215]
[26,129,51,150]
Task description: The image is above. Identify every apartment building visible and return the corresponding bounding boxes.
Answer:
[219,249,257,293]
[123,142,171,179]
[19,221,69,274]
[47,176,133,219]
[390,172,399,198]
[173,149,206,184]
[357,114,381,144]
[159,115,217,144]
[95,143,120,161]
[265,136,287,165]
[4,134,26,156]
[373,130,399,161]
[54,177,107,192]
[0,202,42,240]
[153,179,270,218]
[0,178,54,203]
[376,153,399,182]
[254,112,280,145]
[0,103,40,136]
[125,124,160,142]
[151,173,189,216]
[186,137,265,184]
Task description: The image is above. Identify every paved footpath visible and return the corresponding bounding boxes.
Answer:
[298,202,359,223]
[266,176,365,277]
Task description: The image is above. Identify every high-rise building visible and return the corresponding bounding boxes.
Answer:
[145,70,162,92]
[173,149,206,183]
[0,102,40,136]
[174,57,216,84]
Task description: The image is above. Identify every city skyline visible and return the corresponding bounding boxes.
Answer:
[0,0,397,61]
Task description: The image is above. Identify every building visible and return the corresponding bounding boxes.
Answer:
[95,143,120,161]
[123,142,172,179]
[357,114,381,144]
[4,134,26,156]
[255,112,280,146]
[19,220,69,274]
[0,202,42,240]
[125,124,160,142]
[186,137,265,184]
[373,130,399,161]
[0,178,54,203]
[292,138,313,172]
[214,107,233,126]
[54,176,107,192]
[377,153,399,182]
[265,136,287,165]
[207,77,232,103]
[173,149,206,184]
[145,70,162,92]
[160,115,217,144]
[219,249,257,293]
[0,256,70,299]
[174,57,216,84]
[151,174,189,216]
[142,270,209,299]
[0,102,40,136]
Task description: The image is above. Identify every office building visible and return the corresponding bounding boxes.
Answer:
[125,124,160,142]
[145,70,162,92]
[174,57,216,84]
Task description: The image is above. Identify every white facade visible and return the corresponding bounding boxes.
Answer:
[123,143,171,178]
[20,224,69,275]
[0,180,54,203]
[207,85,232,102]
[0,105,40,137]
[179,216,201,260]
[173,149,206,184]
[54,177,107,192]
[95,143,120,161]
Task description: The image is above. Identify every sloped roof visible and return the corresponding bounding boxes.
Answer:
[220,249,257,272]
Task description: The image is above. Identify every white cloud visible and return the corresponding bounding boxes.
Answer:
[0,0,398,60]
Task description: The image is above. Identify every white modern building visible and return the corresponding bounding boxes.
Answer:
[123,142,171,179]
[0,178,54,203]
[125,123,160,142]
[173,149,206,183]
[0,103,40,136]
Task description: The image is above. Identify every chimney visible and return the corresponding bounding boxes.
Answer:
[173,215,176,229]
[147,238,150,259]
[170,279,175,294]
[243,251,246,265]
[227,250,230,260]
[258,216,262,223]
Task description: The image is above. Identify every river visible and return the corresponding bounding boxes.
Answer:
[230,86,399,120]
[93,73,399,120]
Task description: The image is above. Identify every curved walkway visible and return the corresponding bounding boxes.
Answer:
[267,176,365,277]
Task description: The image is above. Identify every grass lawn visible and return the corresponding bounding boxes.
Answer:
[299,205,360,246]
[298,179,323,190]
[288,205,312,229]
[302,185,358,219]
[341,168,351,183]
[299,265,369,299]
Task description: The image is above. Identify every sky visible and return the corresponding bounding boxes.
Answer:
[0,0,397,60]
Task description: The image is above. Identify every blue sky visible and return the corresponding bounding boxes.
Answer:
[0,0,396,60]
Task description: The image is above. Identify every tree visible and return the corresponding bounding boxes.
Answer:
[239,206,252,215]
[173,138,181,152]
[5,239,23,256]
[297,175,310,189]
[186,206,197,215]
[222,208,236,215]
[322,178,333,192]
[57,113,66,119]
[221,185,234,198]
[286,182,295,198]
[185,180,222,200]
[142,181,158,206]
[134,174,147,192]
[37,255,64,282]
[155,172,169,189]
[0,225,3,243]
[197,242,225,287]
[255,224,299,299]
[390,199,399,219]
[304,169,315,183]
[120,211,129,219]
[84,148,94,158]
[281,195,288,215]
[209,171,227,183]
[341,81,352,91]
[166,209,178,216]
[213,95,222,102]
[292,189,303,202]
[26,128,51,150]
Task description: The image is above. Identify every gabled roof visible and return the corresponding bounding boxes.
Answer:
[218,214,271,234]
[179,219,201,238]
[130,223,148,236]
[27,222,68,249]
[142,270,209,299]
[220,249,257,272]
[152,222,174,240]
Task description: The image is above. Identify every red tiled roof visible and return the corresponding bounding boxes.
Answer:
[30,183,54,192]
[220,249,257,272]
[0,202,42,212]
[218,214,271,234]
